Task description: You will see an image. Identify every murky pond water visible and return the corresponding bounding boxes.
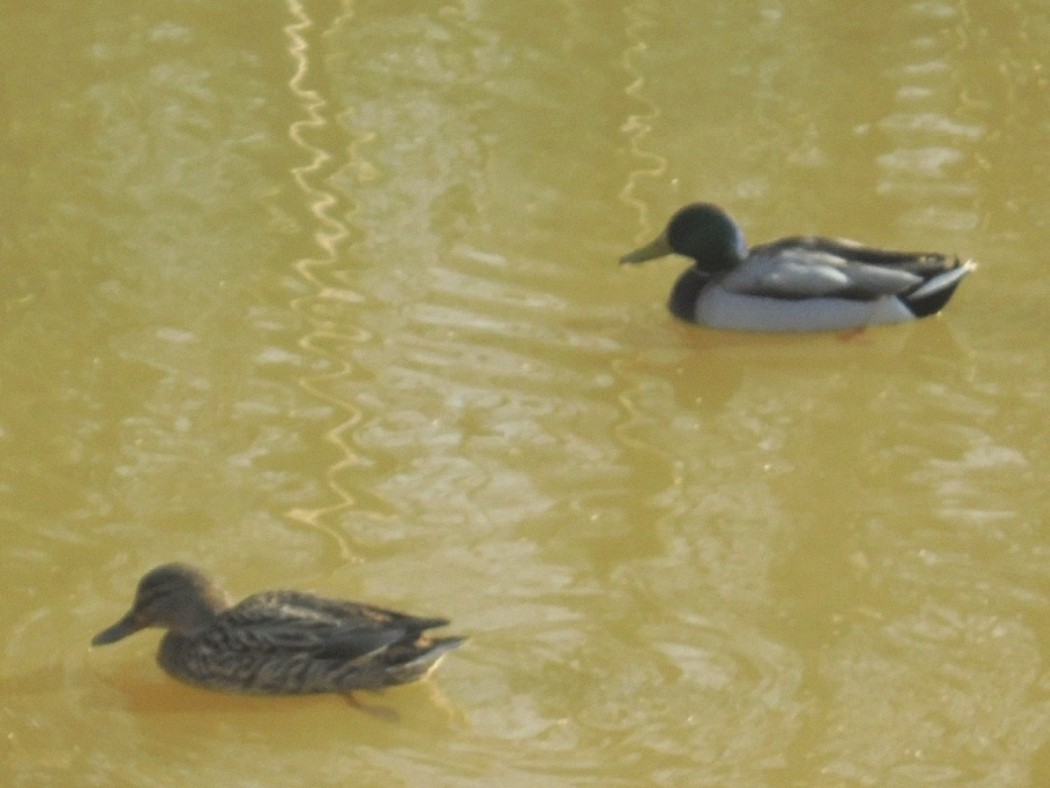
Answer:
[4,1,1050,785]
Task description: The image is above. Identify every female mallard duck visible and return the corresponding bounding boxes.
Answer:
[91,563,465,696]
[620,203,975,332]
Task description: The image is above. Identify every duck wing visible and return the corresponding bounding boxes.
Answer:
[728,237,956,301]
[218,591,450,658]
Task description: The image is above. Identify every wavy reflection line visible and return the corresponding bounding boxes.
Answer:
[874,2,983,232]
[284,0,362,562]
[619,1,668,234]
[609,356,685,526]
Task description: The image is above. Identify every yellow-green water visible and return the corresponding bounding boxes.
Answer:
[3,1,1049,785]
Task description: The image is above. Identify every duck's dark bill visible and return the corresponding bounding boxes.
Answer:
[620,233,673,265]
[91,612,142,646]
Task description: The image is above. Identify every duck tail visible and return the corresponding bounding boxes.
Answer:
[425,636,467,658]
[398,636,466,681]
[904,259,976,317]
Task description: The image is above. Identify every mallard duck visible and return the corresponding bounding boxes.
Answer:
[91,563,465,696]
[620,203,975,332]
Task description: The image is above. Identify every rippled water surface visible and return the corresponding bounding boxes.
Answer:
[4,1,1050,785]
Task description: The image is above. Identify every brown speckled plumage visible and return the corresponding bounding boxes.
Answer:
[92,563,464,695]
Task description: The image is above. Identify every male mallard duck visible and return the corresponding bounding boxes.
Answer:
[620,203,975,332]
[91,563,465,696]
